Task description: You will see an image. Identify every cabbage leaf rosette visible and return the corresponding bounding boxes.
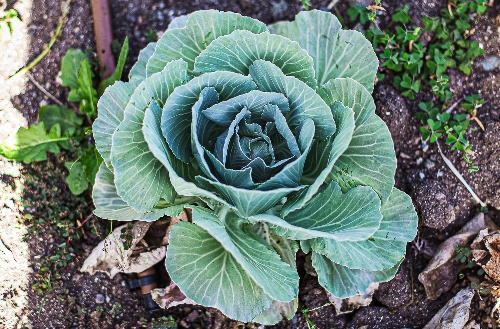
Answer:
[92,10,418,324]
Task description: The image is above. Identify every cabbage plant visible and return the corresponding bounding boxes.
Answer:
[92,10,417,324]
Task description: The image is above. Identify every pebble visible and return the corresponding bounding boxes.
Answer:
[416,157,423,165]
[478,55,500,72]
[425,160,435,169]
[95,294,105,304]
[419,172,426,180]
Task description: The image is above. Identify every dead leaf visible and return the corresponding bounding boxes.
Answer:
[161,211,190,246]
[423,287,474,329]
[80,221,165,278]
[151,282,196,309]
[483,232,500,282]
[327,283,379,315]
[418,213,498,299]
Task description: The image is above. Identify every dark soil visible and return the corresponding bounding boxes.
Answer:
[1,0,499,328]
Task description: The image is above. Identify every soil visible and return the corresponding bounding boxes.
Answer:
[0,0,499,328]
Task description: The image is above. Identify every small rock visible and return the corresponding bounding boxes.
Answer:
[95,294,105,304]
[477,55,500,71]
[425,160,435,169]
[186,310,199,322]
[416,157,423,165]
[419,172,425,180]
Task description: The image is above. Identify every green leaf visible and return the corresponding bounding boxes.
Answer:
[248,60,335,140]
[60,49,90,89]
[194,30,316,89]
[65,161,89,195]
[143,101,229,208]
[80,145,103,185]
[77,60,98,115]
[166,207,299,322]
[253,299,298,325]
[112,60,188,212]
[93,81,135,169]
[38,105,83,136]
[93,164,184,221]
[0,123,68,163]
[320,79,396,203]
[253,181,381,241]
[162,71,256,163]
[312,252,401,298]
[128,42,156,84]
[146,10,267,76]
[283,102,355,216]
[309,188,417,271]
[269,10,378,92]
[98,37,129,96]
[318,78,376,126]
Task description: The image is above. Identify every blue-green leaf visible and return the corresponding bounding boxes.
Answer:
[112,60,188,212]
[93,81,135,169]
[147,10,267,76]
[269,10,378,92]
[93,164,184,221]
[249,60,335,140]
[312,252,401,299]
[166,207,299,321]
[162,71,256,163]
[252,181,381,241]
[194,30,316,88]
[310,188,417,271]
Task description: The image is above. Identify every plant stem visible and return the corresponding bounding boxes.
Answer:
[9,0,73,80]
[436,141,486,207]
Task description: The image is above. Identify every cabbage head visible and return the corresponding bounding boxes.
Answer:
[92,9,418,324]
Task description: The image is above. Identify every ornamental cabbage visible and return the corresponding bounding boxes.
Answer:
[92,10,418,323]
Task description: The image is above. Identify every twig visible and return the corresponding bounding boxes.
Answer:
[445,97,464,113]
[436,141,486,207]
[9,0,73,80]
[26,72,64,106]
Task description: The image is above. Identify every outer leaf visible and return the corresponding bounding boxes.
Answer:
[318,78,396,202]
[269,10,378,92]
[310,188,418,271]
[65,161,89,195]
[112,60,189,212]
[312,252,401,299]
[249,60,335,140]
[129,42,156,84]
[0,123,68,163]
[77,60,98,115]
[327,113,396,203]
[194,31,316,88]
[147,10,267,76]
[282,102,355,216]
[93,81,135,169]
[93,164,184,221]
[318,78,376,126]
[197,175,304,218]
[38,105,83,136]
[167,14,190,29]
[60,48,89,89]
[80,145,103,185]
[252,182,381,241]
[253,299,298,325]
[98,37,129,96]
[166,207,299,321]
[162,71,256,163]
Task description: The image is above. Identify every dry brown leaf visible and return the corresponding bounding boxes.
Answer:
[80,222,164,278]
[327,283,379,315]
[418,213,498,299]
[423,287,474,329]
[151,282,196,309]
[483,232,500,282]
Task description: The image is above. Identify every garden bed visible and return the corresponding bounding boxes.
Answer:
[0,0,499,328]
